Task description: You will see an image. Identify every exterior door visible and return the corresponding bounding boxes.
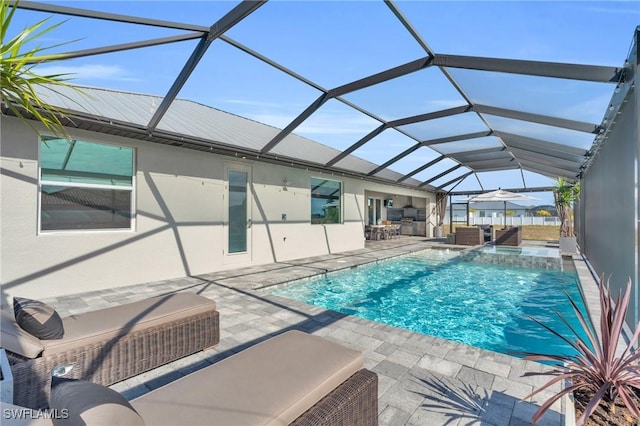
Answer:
[367,197,382,224]
[224,163,252,264]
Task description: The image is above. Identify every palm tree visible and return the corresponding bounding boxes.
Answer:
[553,176,580,237]
[1,0,79,138]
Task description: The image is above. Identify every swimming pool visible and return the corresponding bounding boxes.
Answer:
[270,249,586,358]
[476,245,560,258]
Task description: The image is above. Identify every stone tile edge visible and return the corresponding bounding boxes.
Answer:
[252,245,438,291]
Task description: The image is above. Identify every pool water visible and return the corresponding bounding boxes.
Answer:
[476,246,560,258]
[270,249,587,358]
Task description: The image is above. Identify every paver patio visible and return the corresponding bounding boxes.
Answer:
[40,237,585,426]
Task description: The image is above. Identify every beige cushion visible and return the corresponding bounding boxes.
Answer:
[0,311,44,359]
[132,330,363,426]
[42,293,216,356]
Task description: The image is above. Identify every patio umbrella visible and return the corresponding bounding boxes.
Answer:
[466,189,538,226]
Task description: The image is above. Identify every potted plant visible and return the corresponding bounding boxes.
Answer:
[520,277,640,425]
[553,177,580,254]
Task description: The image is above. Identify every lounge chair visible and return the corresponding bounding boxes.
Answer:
[1,293,220,409]
[2,331,378,426]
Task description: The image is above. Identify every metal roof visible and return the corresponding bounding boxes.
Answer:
[5,1,637,196]
[36,85,425,187]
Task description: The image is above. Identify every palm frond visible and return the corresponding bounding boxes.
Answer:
[1,0,85,138]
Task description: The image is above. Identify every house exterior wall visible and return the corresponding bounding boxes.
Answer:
[0,116,434,303]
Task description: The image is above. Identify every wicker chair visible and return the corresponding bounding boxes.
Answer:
[495,227,522,246]
[454,226,484,245]
[3,293,220,409]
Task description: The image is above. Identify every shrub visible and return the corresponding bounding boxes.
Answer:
[520,276,640,425]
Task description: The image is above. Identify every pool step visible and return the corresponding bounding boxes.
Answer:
[458,249,562,270]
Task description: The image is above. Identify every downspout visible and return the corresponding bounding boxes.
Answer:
[449,194,453,234]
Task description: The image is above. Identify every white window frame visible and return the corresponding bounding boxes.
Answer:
[38,136,136,234]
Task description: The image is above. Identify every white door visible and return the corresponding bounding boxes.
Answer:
[223,163,252,264]
[367,197,382,224]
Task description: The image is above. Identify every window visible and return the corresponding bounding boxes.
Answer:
[39,136,134,231]
[228,169,248,253]
[310,178,342,224]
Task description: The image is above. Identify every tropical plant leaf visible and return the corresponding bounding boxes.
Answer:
[575,382,609,425]
[553,176,580,237]
[520,276,640,425]
[1,0,85,138]
[531,384,579,424]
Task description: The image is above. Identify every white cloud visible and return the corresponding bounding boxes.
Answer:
[224,99,285,108]
[297,123,373,135]
[34,64,138,82]
[249,107,380,137]
[244,112,376,137]
[584,6,640,15]
[428,99,468,109]
[559,93,612,123]
[246,112,297,129]
[296,113,378,135]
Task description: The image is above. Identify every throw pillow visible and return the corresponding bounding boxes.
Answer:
[50,377,145,426]
[13,297,64,340]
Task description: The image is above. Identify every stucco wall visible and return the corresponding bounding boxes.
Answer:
[1,116,434,303]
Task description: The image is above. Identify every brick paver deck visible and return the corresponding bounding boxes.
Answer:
[40,237,590,426]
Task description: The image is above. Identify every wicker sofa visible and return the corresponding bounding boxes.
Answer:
[1,292,219,409]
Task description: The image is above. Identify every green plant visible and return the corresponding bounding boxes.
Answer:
[537,209,551,217]
[521,277,640,425]
[553,177,580,237]
[1,0,80,137]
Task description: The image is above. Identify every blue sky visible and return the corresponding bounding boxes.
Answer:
[10,1,640,206]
